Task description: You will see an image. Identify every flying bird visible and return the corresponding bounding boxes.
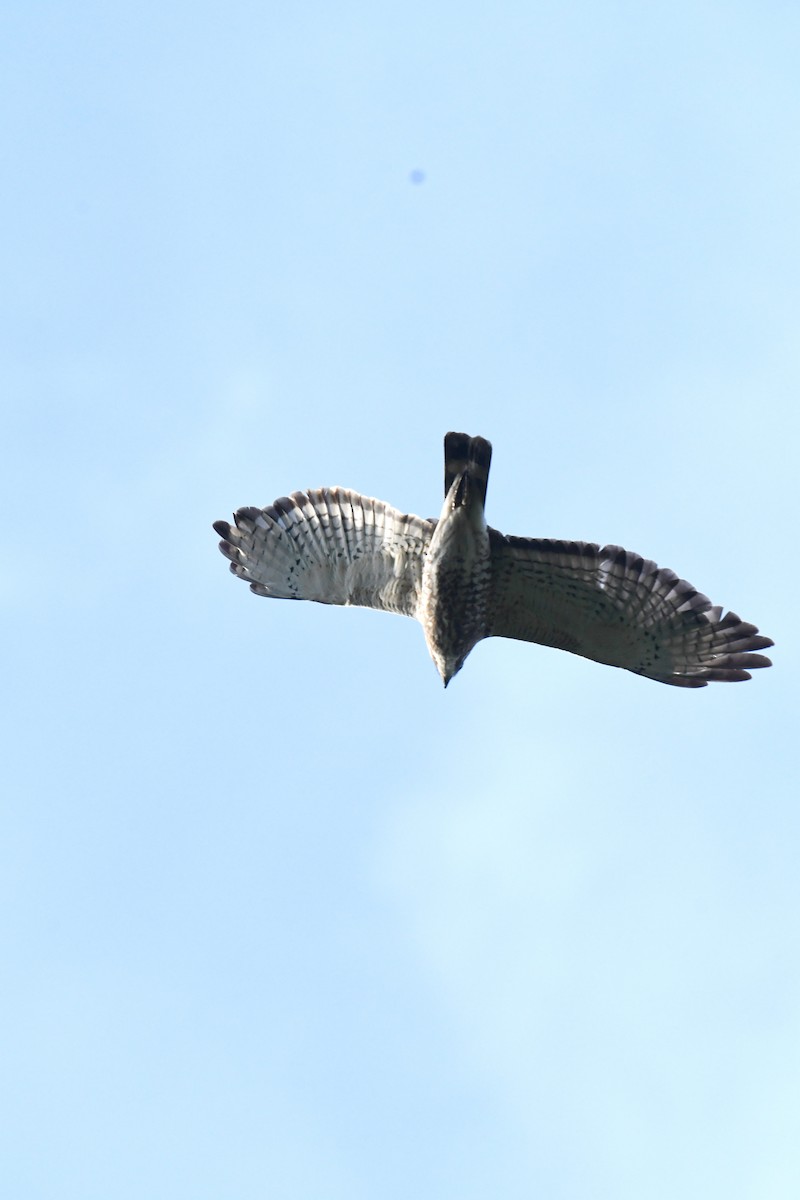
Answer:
[213,432,772,688]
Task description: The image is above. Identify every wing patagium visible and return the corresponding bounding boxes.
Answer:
[213,487,434,617]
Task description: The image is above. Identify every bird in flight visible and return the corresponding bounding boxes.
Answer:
[213,432,772,688]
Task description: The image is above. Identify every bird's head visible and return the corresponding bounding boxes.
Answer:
[431,648,468,688]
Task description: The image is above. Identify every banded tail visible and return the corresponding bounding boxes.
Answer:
[443,432,492,509]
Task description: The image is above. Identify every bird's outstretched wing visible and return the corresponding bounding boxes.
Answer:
[487,532,773,686]
[214,487,434,617]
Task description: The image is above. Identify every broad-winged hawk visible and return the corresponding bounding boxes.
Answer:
[213,432,772,688]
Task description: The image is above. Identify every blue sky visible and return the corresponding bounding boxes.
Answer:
[2,3,798,1197]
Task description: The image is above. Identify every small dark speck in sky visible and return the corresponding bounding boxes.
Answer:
[409,169,426,184]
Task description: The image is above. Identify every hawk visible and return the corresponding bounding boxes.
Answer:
[213,432,772,688]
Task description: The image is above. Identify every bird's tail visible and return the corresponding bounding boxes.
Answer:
[443,432,492,509]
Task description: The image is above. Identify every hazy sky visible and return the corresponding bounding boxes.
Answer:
[2,3,798,1198]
